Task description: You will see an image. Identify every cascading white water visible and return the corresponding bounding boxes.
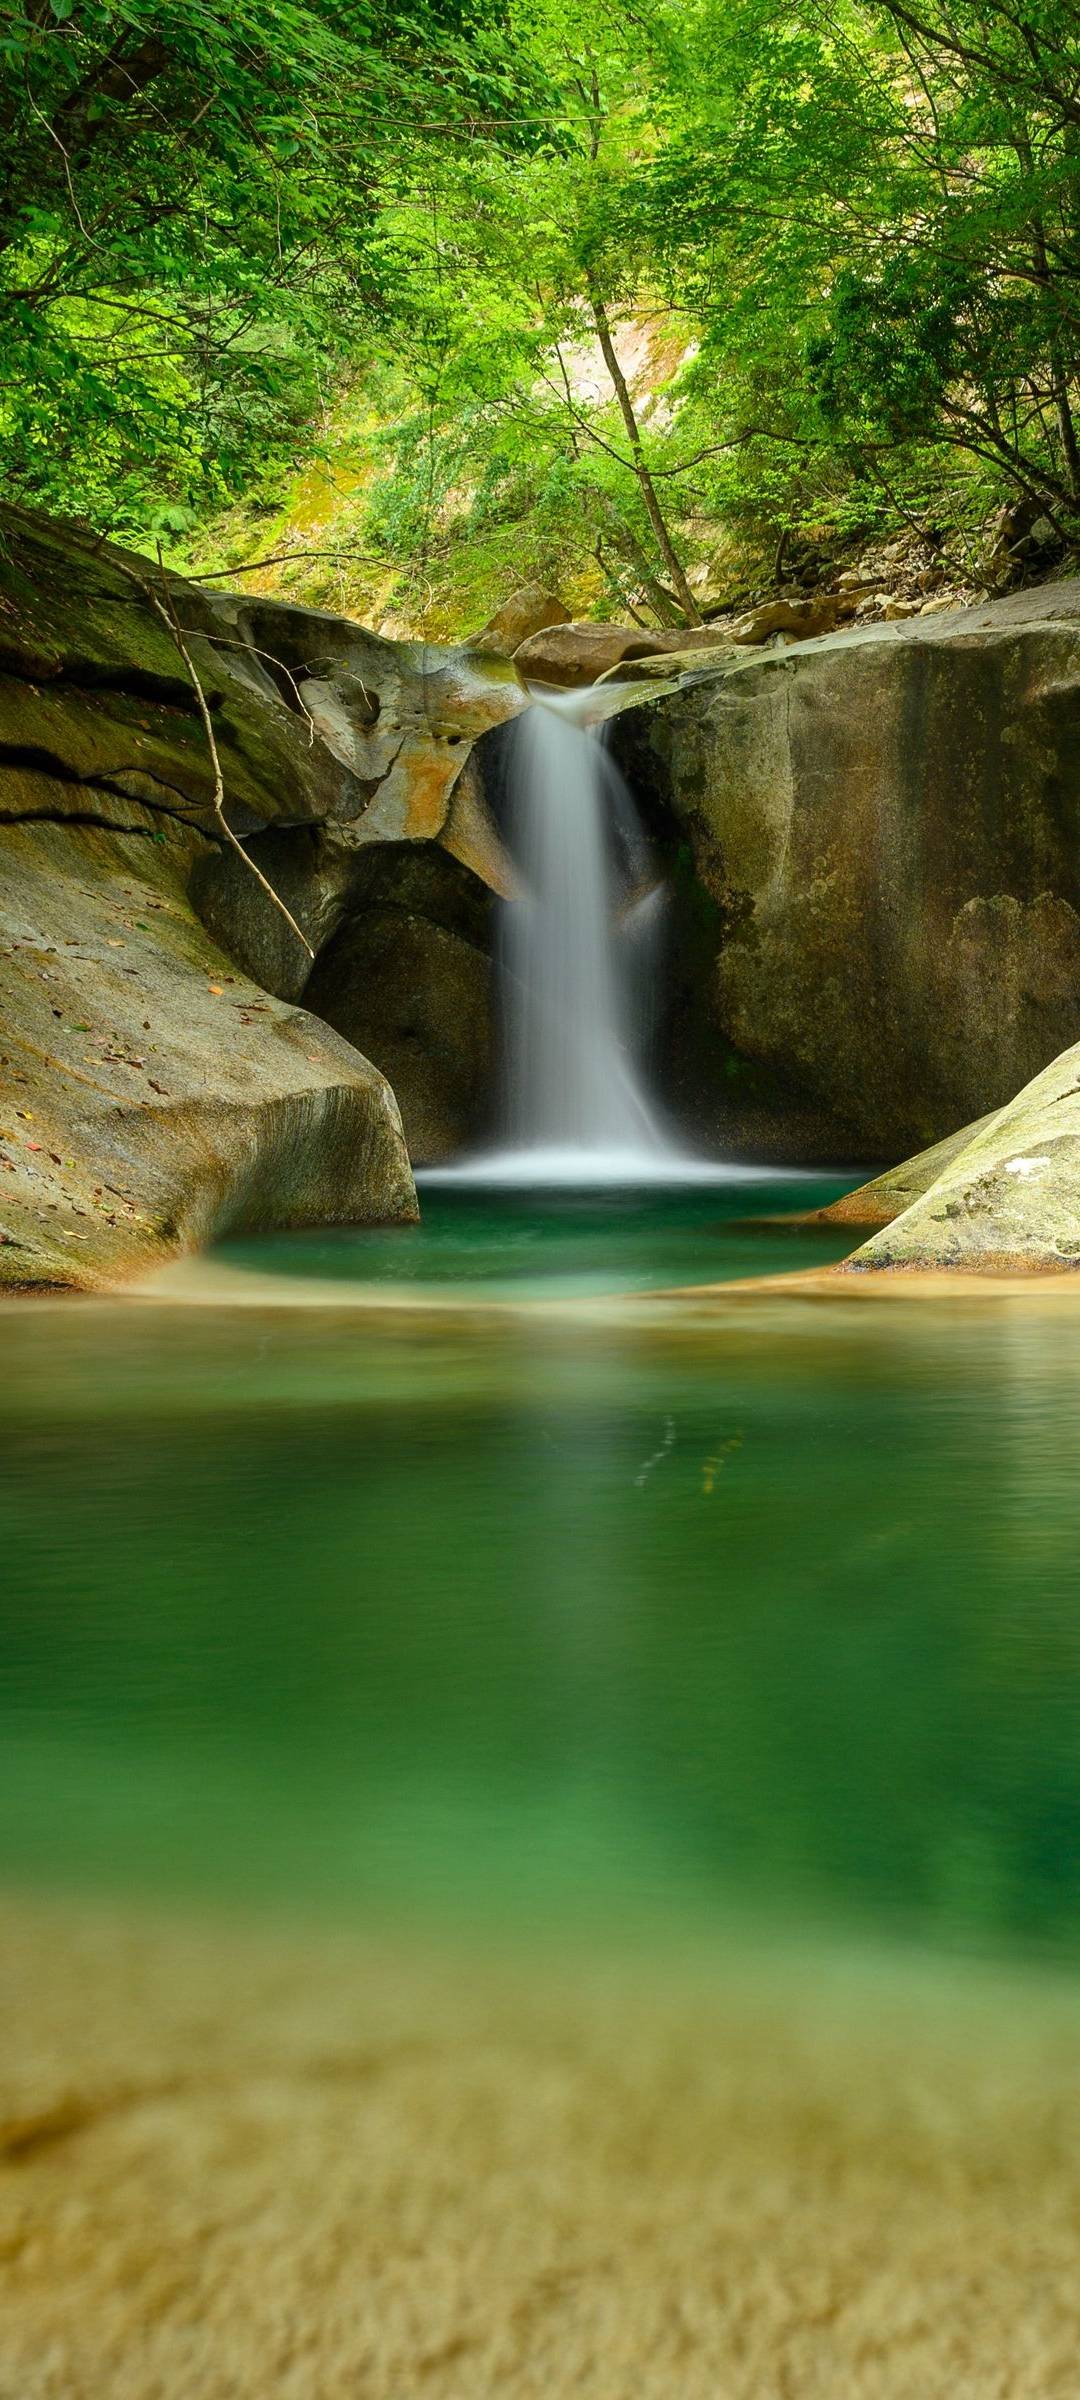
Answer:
[498,689,667,1174]
[419,686,780,1191]
[421,683,751,1187]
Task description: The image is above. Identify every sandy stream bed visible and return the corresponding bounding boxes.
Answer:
[2,1892,1080,2399]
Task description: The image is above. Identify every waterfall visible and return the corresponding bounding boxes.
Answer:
[417,687,777,1191]
[497,689,668,1174]
[421,683,743,1188]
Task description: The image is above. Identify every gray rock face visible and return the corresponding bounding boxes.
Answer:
[304,848,495,1165]
[845,1042,1080,1272]
[0,816,416,1291]
[0,507,522,1289]
[618,581,1080,1162]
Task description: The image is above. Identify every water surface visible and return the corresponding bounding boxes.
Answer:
[4,1181,1080,1970]
[220,1174,855,1297]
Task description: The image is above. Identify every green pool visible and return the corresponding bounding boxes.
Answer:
[4,1178,1080,1965]
[219,1171,858,1295]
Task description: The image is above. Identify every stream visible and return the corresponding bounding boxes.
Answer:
[4,1177,1080,1968]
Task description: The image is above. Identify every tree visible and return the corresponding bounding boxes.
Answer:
[0,0,549,533]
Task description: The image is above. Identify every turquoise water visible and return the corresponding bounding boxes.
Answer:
[220,1173,857,1296]
[5,1180,1080,1963]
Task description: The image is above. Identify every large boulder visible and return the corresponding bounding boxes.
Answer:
[0,506,524,1289]
[513,619,733,689]
[728,594,848,645]
[0,816,415,1291]
[473,585,570,656]
[844,1041,1080,1272]
[616,581,1080,1160]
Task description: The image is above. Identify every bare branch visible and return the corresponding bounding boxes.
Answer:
[97,541,316,962]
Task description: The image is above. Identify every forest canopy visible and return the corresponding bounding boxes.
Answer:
[3,0,1080,629]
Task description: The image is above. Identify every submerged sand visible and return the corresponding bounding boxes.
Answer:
[3,1894,1080,2398]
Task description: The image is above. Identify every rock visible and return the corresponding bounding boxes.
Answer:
[512,621,666,687]
[473,585,570,656]
[882,598,920,621]
[0,504,525,1287]
[984,495,1057,583]
[0,815,415,1292]
[512,620,732,689]
[303,847,494,1163]
[814,1113,1002,1226]
[845,1042,1080,1271]
[191,824,357,1005]
[613,580,1080,1162]
[729,595,844,645]
[605,647,736,687]
[438,755,519,899]
[919,594,961,616]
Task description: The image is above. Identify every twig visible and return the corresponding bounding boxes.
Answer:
[150,546,314,957]
[23,82,98,250]
[101,542,314,960]
[186,630,318,746]
[179,545,381,582]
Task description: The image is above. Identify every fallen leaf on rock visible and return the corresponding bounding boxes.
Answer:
[106,939,125,949]
[208,984,224,996]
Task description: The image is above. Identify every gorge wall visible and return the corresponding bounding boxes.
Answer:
[613,580,1080,1164]
[5,501,1080,1290]
[0,507,520,1289]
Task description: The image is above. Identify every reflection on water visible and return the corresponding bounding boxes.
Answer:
[4,1188,1080,1965]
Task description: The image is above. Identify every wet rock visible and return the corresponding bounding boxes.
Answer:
[616,580,1080,1162]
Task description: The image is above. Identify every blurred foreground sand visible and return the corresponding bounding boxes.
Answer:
[3,1892,1080,2398]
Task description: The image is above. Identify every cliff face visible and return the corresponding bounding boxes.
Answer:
[0,508,522,1290]
[8,501,1080,1291]
[616,582,1080,1163]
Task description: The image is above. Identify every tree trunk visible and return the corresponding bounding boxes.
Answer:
[586,277,703,627]
[1017,136,1080,505]
[596,496,685,626]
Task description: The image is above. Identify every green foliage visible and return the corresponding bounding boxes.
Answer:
[0,0,551,534]
[5,0,1080,618]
